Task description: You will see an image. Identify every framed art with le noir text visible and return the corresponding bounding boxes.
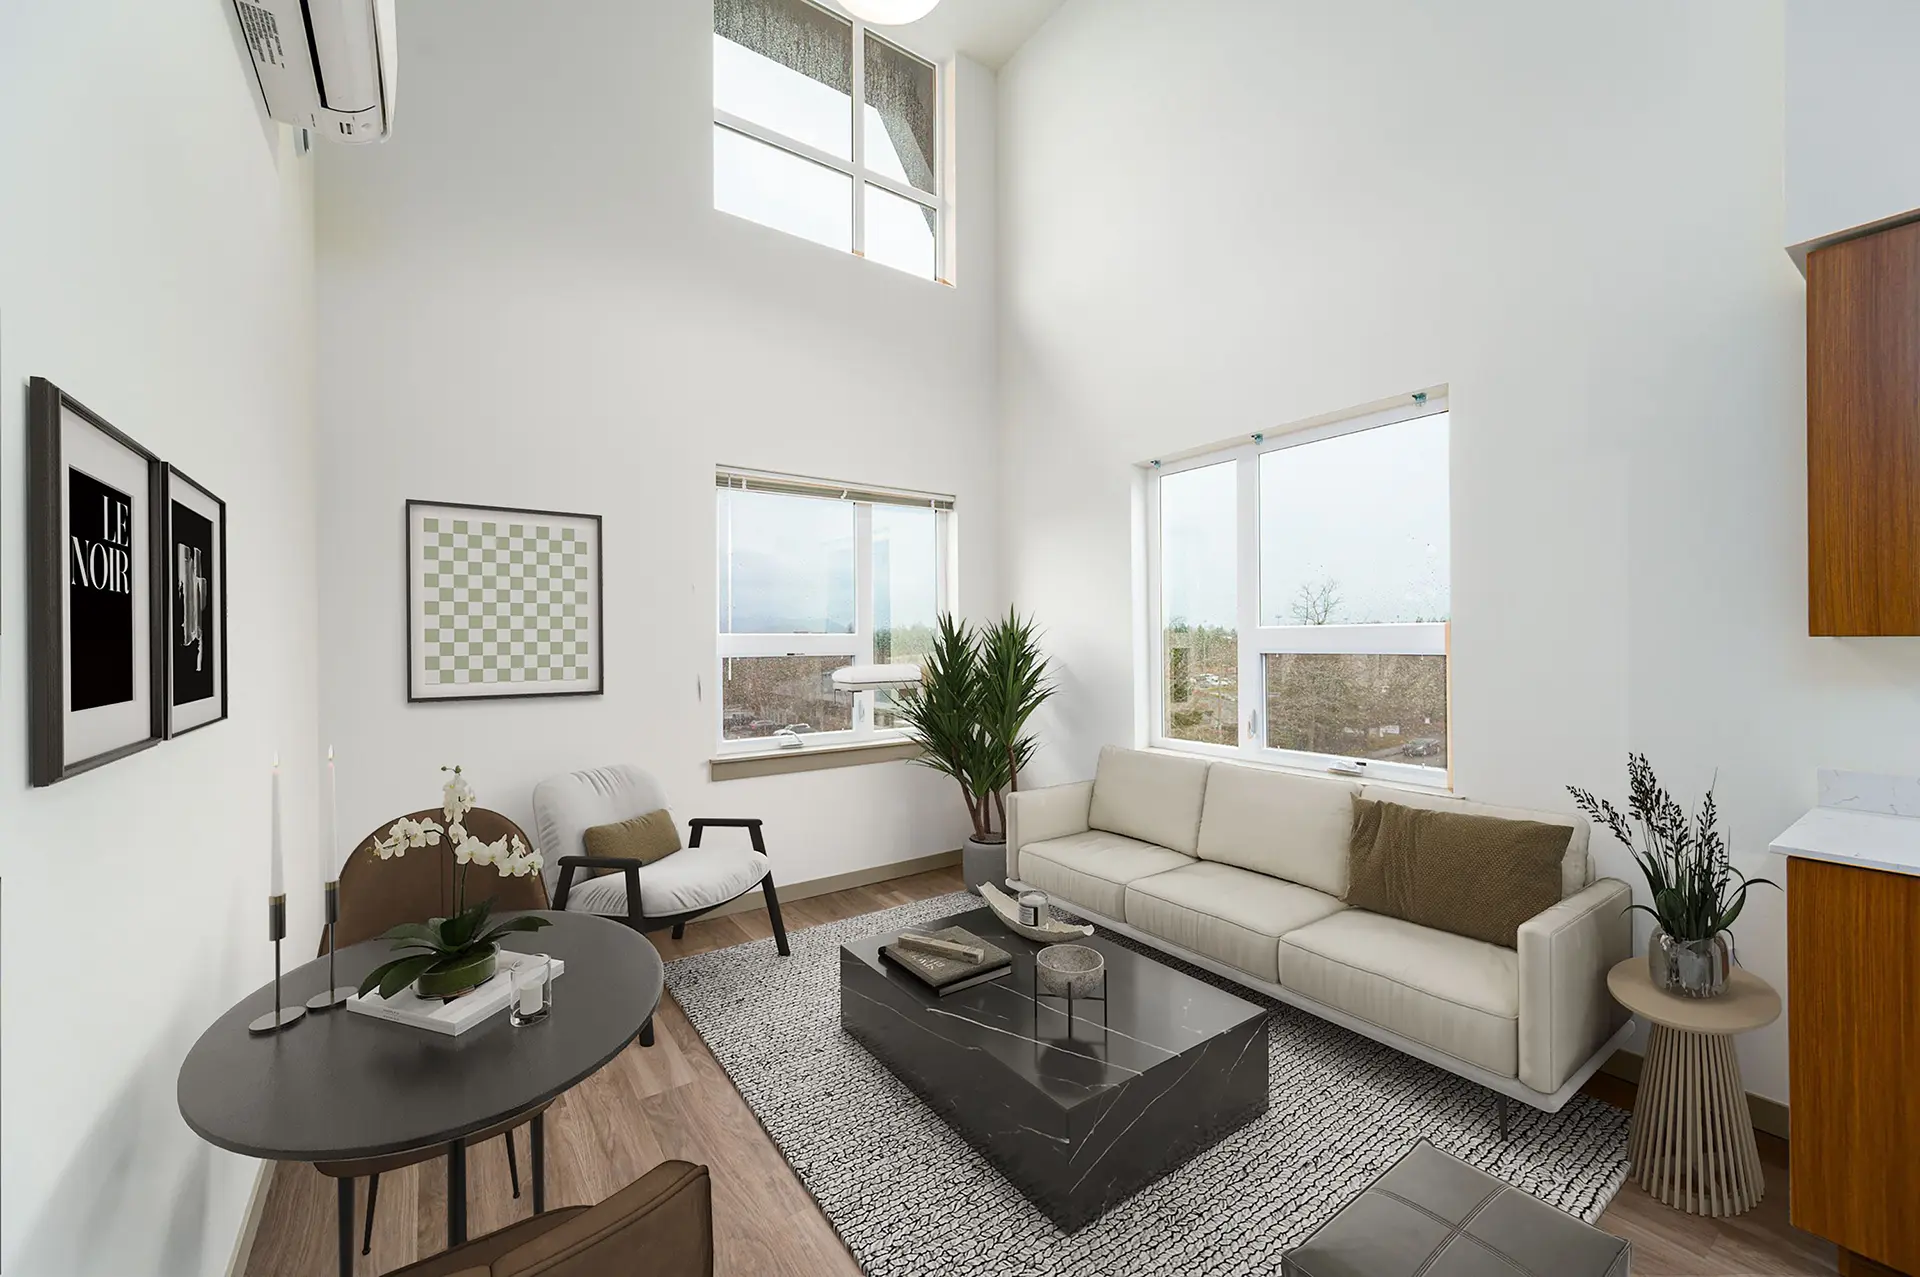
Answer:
[27,377,168,786]
[405,500,604,702]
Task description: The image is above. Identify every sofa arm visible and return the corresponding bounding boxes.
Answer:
[1005,781,1093,882]
[1517,877,1632,1095]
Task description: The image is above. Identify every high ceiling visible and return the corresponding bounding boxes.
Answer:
[822,0,1067,69]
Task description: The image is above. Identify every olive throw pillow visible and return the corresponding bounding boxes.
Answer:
[581,809,682,877]
[1346,797,1571,949]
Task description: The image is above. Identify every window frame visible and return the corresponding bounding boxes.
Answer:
[712,0,949,282]
[1144,396,1452,788]
[715,470,955,756]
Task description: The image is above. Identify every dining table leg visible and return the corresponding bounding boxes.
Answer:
[336,1177,354,1277]
[447,1138,467,1248]
[531,1111,546,1214]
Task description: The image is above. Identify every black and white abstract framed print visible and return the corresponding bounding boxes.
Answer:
[405,500,604,702]
[164,466,227,737]
[27,377,167,786]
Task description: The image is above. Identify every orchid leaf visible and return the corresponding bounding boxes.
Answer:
[358,953,441,1000]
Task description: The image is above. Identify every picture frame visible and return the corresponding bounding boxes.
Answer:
[27,377,168,786]
[405,500,605,702]
[164,466,228,737]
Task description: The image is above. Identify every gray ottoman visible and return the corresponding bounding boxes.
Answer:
[1284,1142,1630,1277]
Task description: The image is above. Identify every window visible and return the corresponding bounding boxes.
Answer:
[1149,398,1451,786]
[717,469,954,752]
[713,0,945,281]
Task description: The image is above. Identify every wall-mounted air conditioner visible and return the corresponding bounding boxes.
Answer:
[231,0,397,143]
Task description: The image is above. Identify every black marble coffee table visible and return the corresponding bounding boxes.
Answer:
[840,906,1268,1232]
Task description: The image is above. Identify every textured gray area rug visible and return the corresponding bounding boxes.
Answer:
[665,890,1629,1277]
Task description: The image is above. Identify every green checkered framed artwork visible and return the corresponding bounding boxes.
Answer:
[405,500,604,702]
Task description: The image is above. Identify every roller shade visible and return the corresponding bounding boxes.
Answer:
[717,467,954,512]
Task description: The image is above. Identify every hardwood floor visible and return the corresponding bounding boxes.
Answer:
[246,866,1837,1276]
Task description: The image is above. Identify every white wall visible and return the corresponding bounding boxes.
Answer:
[316,1,999,883]
[1786,0,1920,249]
[0,4,320,1274]
[998,0,1920,1105]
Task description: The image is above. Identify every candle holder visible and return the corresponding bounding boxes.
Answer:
[249,894,309,1035]
[305,880,357,1011]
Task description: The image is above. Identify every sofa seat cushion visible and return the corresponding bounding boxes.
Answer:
[1279,910,1519,1077]
[1125,861,1346,983]
[1018,829,1193,918]
[565,845,769,917]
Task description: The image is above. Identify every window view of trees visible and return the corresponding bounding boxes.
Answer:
[1155,406,1451,777]
[1265,652,1447,770]
[1163,621,1238,744]
[722,655,853,740]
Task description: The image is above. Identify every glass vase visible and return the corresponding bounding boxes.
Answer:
[1649,929,1732,998]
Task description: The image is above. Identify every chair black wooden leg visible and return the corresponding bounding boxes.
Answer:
[762,874,790,956]
[1495,1095,1510,1142]
[671,922,686,939]
[531,1111,547,1215]
[447,1138,467,1247]
[361,1173,379,1255]
[640,1014,655,1047]
[505,1128,520,1199]
[337,1177,354,1277]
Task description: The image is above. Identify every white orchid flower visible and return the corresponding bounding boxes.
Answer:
[441,767,476,825]
[448,821,467,845]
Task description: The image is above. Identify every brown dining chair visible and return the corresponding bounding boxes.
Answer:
[382,1161,713,1277]
[317,808,554,1272]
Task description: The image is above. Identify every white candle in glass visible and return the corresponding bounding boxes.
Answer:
[324,746,338,881]
[270,754,285,898]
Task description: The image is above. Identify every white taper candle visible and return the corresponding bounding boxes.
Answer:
[270,754,285,897]
[324,746,338,880]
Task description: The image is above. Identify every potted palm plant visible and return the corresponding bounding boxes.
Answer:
[1569,754,1777,998]
[891,610,1054,895]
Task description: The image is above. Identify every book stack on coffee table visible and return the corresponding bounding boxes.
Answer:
[880,925,1012,996]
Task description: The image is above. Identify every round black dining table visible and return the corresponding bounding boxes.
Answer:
[177,911,661,1274]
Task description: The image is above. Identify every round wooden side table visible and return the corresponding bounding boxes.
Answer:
[1606,957,1781,1218]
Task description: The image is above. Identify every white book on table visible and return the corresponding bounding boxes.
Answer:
[346,950,565,1037]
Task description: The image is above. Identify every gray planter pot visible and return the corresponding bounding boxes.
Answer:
[962,837,1008,897]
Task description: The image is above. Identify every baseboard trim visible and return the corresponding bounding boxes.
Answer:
[224,1160,275,1277]
[695,849,962,921]
[1600,1048,1789,1140]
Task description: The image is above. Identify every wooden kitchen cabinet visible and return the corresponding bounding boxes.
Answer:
[1786,855,1920,1274]
[1808,218,1920,635]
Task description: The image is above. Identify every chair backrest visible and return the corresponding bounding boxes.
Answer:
[530,764,670,898]
[492,1161,711,1276]
[327,806,550,953]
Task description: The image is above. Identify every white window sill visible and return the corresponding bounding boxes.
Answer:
[1142,743,1454,795]
[709,737,922,782]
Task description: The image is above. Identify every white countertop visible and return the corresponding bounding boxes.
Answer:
[1769,805,1920,878]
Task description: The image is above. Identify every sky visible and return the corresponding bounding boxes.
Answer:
[1162,412,1451,629]
[712,36,936,278]
[719,489,936,634]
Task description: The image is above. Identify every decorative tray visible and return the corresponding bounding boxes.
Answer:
[980,881,1096,943]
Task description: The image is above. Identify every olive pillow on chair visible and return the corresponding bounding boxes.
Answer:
[581,809,682,877]
[1346,797,1570,948]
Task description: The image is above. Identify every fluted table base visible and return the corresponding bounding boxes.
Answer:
[1628,1022,1765,1217]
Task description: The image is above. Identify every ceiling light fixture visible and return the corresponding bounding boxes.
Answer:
[840,0,940,25]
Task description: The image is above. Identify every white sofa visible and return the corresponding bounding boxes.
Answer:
[1006,747,1634,1118]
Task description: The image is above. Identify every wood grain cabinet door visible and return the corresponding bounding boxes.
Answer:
[1808,219,1920,635]
[1787,856,1920,1273]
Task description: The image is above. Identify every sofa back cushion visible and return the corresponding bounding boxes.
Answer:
[1088,747,1211,856]
[1347,798,1572,949]
[1357,783,1591,897]
[1196,762,1359,897]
